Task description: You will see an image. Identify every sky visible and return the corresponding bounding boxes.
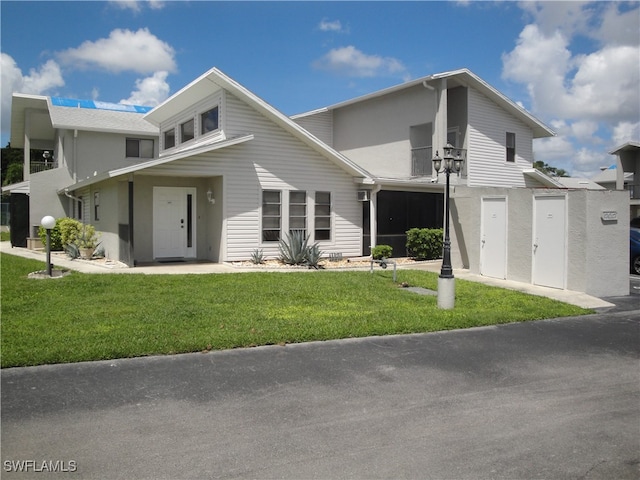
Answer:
[1,0,639,178]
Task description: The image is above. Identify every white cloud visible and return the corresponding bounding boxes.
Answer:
[612,121,640,146]
[109,0,164,12]
[533,135,575,162]
[120,71,170,106]
[1,54,65,142]
[519,1,592,38]
[318,19,347,33]
[313,45,406,78]
[502,2,640,177]
[589,2,639,46]
[570,120,599,143]
[572,147,609,176]
[57,28,176,74]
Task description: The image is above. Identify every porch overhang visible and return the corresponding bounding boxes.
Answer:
[1,180,30,195]
[523,169,564,188]
[58,134,255,194]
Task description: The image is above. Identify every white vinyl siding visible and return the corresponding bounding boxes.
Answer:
[467,88,533,187]
[146,90,362,261]
[291,110,334,146]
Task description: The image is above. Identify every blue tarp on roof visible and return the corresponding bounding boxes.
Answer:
[50,97,153,113]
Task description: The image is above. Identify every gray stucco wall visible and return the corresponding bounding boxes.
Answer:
[450,186,629,298]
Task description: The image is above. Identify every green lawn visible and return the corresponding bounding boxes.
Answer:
[1,253,591,367]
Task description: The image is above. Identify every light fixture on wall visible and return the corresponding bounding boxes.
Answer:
[207,188,215,204]
[432,143,465,309]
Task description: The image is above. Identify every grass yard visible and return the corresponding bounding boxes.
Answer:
[1,253,592,367]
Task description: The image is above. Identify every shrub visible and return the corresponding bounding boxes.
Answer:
[38,218,99,252]
[371,244,392,260]
[406,228,443,260]
[37,218,64,251]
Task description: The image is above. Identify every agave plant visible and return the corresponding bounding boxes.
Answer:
[278,230,309,265]
[250,248,265,264]
[305,243,323,269]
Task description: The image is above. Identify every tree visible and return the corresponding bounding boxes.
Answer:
[1,143,24,186]
[533,160,569,178]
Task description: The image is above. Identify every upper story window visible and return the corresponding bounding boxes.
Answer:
[506,132,516,162]
[164,128,175,149]
[180,119,195,143]
[126,138,154,158]
[161,98,222,152]
[201,107,219,135]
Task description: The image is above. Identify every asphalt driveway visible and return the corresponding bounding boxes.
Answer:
[2,309,639,480]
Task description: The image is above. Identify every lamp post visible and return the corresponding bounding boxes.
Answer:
[432,143,464,309]
[41,215,56,277]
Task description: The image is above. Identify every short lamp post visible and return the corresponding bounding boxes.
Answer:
[41,215,56,277]
[432,143,464,309]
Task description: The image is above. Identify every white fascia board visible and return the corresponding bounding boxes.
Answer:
[609,141,640,155]
[522,168,564,188]
[289,107,329,120]
[1,180,30,194]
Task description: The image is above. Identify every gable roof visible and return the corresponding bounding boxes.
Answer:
[144,67,374,181]
[10,93,157,148]
[48,103,157,136]
[292,69,555,139]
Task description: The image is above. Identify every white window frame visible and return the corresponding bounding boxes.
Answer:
[506,132,516,163]
[261,190,282,242]
[126,138,154,159]
[314,191,332,242]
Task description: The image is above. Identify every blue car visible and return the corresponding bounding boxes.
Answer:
[631,221,640,275]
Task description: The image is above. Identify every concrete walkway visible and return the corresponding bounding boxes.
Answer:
[1,241,615,309]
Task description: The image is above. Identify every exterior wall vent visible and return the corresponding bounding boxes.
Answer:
[357,190,370,202]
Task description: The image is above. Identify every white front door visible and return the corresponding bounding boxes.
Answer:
[480,197,507,279]
[533,195,567,289]
[153,187,196,259]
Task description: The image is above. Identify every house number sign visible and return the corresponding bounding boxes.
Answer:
[601,211,618,221]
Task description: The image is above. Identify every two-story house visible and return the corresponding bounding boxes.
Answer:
[292,69,563,255]
[5,67,629,297]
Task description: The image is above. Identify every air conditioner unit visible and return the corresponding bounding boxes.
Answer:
[357,190,371,202]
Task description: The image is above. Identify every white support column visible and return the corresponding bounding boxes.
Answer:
[615,153,624,191]
[23,110,31,182]
[369,186,381,253]
[432,78,448,160]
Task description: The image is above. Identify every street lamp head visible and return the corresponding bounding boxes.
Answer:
[432,151,442,173]
[453,150,464,173]
[443,143,455,159]
[41,215,56,230]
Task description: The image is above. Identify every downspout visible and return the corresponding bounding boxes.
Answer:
[64,188,83,220]
[73,129,78,182]
[369,185,382,253]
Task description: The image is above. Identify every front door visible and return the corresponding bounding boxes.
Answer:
[480,197,507,279]
[153,187,196,259]
[533,195,566,289]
